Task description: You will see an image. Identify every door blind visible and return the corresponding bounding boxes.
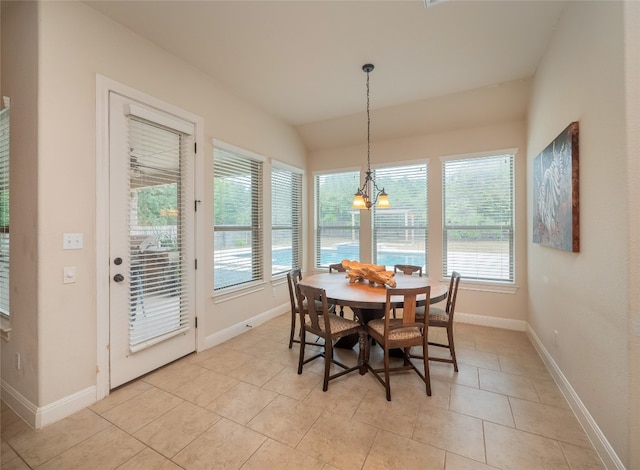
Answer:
[0,106,9,315]
[127,116,191,351]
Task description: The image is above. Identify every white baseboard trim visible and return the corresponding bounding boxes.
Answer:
[202,303,288,351]
[1,305,289,429]
[202,309,524,350]
[526,325,624,470]
[1,380,38,428]
[37,386,97,429]
[1,381,96,429]
[202,310,526,350]
[455,311,526,331]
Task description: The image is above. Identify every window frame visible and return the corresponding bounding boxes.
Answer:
[313,169,361,270]
[371,162,429,272]
[441,149,516,285]
[271,161,303,277]
[213,141,265,292]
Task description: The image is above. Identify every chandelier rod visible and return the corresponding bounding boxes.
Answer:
[366,65,371,173]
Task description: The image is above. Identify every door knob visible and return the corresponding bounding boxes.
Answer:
[114,257,123,265]
[113,274,125,282]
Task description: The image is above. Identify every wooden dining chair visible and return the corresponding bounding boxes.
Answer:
[393,264,422,276]
[328,262,347,317]
[287,269,305,348]
[287,269,334,349]
[414,271,461,372]
[391,264,422,318]
[296,284,367,391]
[365,285,431,401]
[328,262,346,273]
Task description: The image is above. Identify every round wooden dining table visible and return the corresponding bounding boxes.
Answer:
[298,272,449,348]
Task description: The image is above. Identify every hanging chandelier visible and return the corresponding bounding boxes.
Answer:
[352,63,390,210]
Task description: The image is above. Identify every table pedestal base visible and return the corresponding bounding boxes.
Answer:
[335,307,381,348]
[334,307,407,358]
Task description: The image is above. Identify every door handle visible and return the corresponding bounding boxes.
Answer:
[113,274,125,282]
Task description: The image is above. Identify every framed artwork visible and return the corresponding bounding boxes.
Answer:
[533,121,580,252]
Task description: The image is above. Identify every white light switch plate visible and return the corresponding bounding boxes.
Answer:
[64,267,76,284]
[63,233,83,250]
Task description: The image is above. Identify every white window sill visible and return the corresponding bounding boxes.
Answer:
[1,314,11,342]
[271,276,287,288]
[213,281,266,304]
[457,280,519,295]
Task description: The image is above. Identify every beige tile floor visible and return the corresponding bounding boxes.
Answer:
[1,313,605,469]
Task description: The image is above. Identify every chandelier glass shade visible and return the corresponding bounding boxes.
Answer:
[352,64,389,210]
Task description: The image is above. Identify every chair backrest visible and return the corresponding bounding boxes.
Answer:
[383,285,431,331]
[393,264,422,276]
[286,269,302,314]
[329,263,346,273]
[297,284,331,333]
[445,271,462,320]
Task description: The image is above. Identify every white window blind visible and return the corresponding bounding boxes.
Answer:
[214,144,263,290]
[442,153,515,282]
[0,106,9,315]
[314,171,360,268]
[372,163,428,271]
[272,165,302,275]
[127,116,191,349]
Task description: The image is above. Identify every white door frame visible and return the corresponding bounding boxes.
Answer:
[95,75,205,400]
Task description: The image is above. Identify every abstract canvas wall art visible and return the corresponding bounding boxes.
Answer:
[533,122,580,252]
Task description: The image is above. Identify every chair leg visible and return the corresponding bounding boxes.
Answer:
[288,309,296,349]
[297,328,306,374]
[422,342,432,397]
[447,326,458,372]
[383,346,391,401]
[323,338,332,391]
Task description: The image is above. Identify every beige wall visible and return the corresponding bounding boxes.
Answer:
[1,0,40,407]
[527,1,630,465]
[2,3,637,464]
[308,115,529,323]
[3,1,306,410]
[624,2,640,467]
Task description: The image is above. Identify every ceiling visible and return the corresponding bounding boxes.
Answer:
[86,0,566,149]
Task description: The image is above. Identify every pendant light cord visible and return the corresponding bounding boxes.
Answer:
[366,69,371,172]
